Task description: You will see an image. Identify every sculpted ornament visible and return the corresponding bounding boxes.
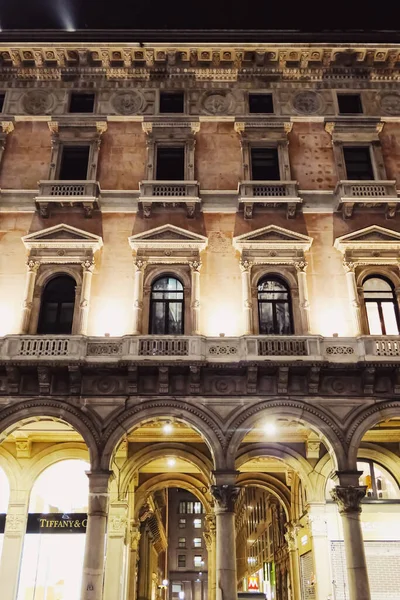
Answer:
[112,91,144,115]
[292,91,322,115]
[22,90,54,115]
[330,485,367,514]
[380,93,400,116]
[211,484,240,512]
[202,91,234,115]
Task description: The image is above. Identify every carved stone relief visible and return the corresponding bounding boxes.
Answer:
[111,91,144,115]
[380,93,400,115]
[21,90,54,115]
[292,91,323,115]
[201,91,234,115]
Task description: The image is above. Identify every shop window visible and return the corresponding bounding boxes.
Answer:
[337,93,363,114]
[149,276,184,335]
[0,93,5,113]
[250,147,280,180]
[58,145,90,180]
[178,537,186,548]
[194,555,203,568]
[358,460,400,499]
[69,92,95,113]
[178,518,186,528]
[363,276,400,335]
[193,518,202,529]
[160,91,184,113]
[343,146,374,180]
[193,537,202,548]
[257,276,294,335]
[37,275,76,335]
[156,146,185,180]
[178,555,186,568]
[249,93,274,114]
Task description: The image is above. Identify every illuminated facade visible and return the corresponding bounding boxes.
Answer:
[0,32,400,600]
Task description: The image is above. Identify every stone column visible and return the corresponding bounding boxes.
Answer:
[331,475,371,600]
[284,522,301,600]
[211,480,240,600]
[0,486,30,600]
[20,260,40,334]
[307,503,334,600]
[343,261,362,336]
[127,522,141,600]
[204,514,216,600]
[103,501,129,600]
[294,261,311,334]
[78,259,95,335]
[80,470,112,600]
[132,259,146,335]
[189,260,202,335]
[239,260,253,335]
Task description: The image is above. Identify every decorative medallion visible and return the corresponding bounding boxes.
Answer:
[22,90,54,115]
[380,93,400,116]
[111,91,144,115]
[292,91,322,115]
[201,91,234,115]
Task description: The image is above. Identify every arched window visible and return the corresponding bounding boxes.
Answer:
[257,276,293,335]
[326,460,400,500]
[37,275,76,334]
[363,276,400,335]
[150,276,184,335]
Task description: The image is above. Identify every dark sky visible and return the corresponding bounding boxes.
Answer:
[0,0,392,32]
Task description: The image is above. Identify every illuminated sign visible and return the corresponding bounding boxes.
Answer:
[26,513,88,533]
[247,576,259,592]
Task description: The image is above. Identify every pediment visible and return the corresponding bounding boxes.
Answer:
[334,225,400,253]
[22,224,103,252]
[129,225,208,252]
[233,225,313,251]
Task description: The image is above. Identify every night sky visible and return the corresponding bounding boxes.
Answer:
[0,0,393,32]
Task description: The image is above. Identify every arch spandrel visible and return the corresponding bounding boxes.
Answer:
[235,473,291,520]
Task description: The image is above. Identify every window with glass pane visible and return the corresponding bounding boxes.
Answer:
[37,275,76,334]
[363,276,399,335]
[193,538,202,548]
[194,555,203,568]
[178,537,186,548]
[178,518,186,528]
[193,502,202,514]
[150,276,184,335]
[357,460,400,499]
[343,146,374,180]
[178,555,186,567]
[193,519,201,529]
[257,277,293,335]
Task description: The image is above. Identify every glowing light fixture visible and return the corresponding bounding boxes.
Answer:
[263,422,277,435]
[163,421,173,434]
[162,579,169,587]
[167,457,176,467]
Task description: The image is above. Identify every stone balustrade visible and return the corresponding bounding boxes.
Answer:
[139,180,200,218]
[335,179,399,218]
[35,180,101,218]
[237,180,302,219]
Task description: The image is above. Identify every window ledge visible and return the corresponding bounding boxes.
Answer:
[35,180,100,218]
[335,180,398,219]
[238,180,302,219]
[139,180,200,218]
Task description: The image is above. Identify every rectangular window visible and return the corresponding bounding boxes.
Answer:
[179,501,186,514]
[193,502,202,514]
[343,146,374,180]
[193,519,201,529]
[58,145,90,180]
[69,92,95,113]
[178,537,186,548]
[178,518,186,528]
[160,91,184,113]
[156,146,185,180]
[249,93,274,114]
[193,538,202,548]
[194,555,203,568]
[337,93,363,114]
[186,502,193,514]
[178,555,186,568]
[0,93,5,113]
[251,147,280,180]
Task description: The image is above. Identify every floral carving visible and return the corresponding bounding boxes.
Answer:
[202,91,234,115]
[22,90,54,115]
[292,91,322,115]
[380,93,400,116]
[211,484,240,512]
[112,91,144,115]
[331,485,366,514]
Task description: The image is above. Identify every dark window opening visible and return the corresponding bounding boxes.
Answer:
[160,91,184,113]
[37,275,76,334]
[258,276,294,335]
[251,148,280,180]
[249,93,274,114]
[156,146,185,180]
[0,93,5,113]
[343,146,374,180]
[177,555,186,568]
[69,92,95,113]
[150,276,184,335]
[337,93,363,114]
[59,146,90,180]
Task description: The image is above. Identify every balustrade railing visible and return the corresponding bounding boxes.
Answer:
[238,180,302,218]
[35,180,100,217]
[139,180,200,217]
[335,180,399,218]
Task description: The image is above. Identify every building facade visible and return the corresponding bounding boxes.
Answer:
[0,33,400,600]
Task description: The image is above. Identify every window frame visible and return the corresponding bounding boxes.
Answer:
[193,518,202,529]
[342,145,376,181]
[159,90,185,114]
[37,274,77,335]
[250,146,281,181]
[155,144,186,181]
[149,274,185,336]
[362,274,400,335]
[336,92,364,115]
[248,92,274,115]
[177,554,186,568]
[68,91,96,114]
[0,92,5,113]
[143,124,196,182]
[48,124,105,182]
[253,271,296,336]
[57,143,92,180]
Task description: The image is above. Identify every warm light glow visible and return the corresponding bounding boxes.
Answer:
[29,460,90,513]
[263,422,277,435]
[92,299,128,336]
[162,579,169,586]
[167,457,176,467]
[0,466,10,512]
[204,305,241,337]
[179,592,185,599]
[314,305,347,337]
[163,422,173,434]
[0,303,18,335]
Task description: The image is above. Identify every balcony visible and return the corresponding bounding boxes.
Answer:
[335,180,399,219]
[139,180,200,218]
[238,181,302,219]
[35,180,100,218]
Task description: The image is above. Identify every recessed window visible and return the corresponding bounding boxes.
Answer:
[337,93,363,114]
[251,147,280,180]
[363,276,400,335]
[249,93,274,114]
[178,537,186,548]
[194,556,203,568]
[37,275,76,335]
[343,146,374,180]
[160,91,184,113]
[0,93,5,113]
[193,519,201,529]
[150,276,184,335]
[69,92,95,113]
[178,555,186,568]
[193,538,202,548]
[178,518,186,528]
[358,460,400,499]
[258,276,294,335]
[58,145,90,180]
[156,146,185,180]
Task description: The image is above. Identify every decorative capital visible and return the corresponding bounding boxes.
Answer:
[48,121,59,135]
[211,484,240,513]
[26,259,40,273]
[330,485,367,514]
[191,122,201,134]
[1,121,14,135]
[325,121,335,135]
[294,260,308,272]
[284,121,293,134]
[81,259,95,273]
[189,260,202,273]
[130,523,141,551]
[234,121,246,134]
[343,260,356,273]
[376,121,385,134]
[134,258,147,272]
[142,122,153,134]
[239,259,253,273]
[96,121,108,135]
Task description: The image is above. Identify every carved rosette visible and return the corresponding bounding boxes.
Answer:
[22,90,54,115]
[330,485,367,514]
[111,91,144,115]
[211,484,240,513]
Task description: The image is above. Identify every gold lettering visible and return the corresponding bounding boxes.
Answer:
[74,520,80,528]
[49,521,55,527]
[68,520,73,527]
[39,518,47,527]
[82,519,88,528]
